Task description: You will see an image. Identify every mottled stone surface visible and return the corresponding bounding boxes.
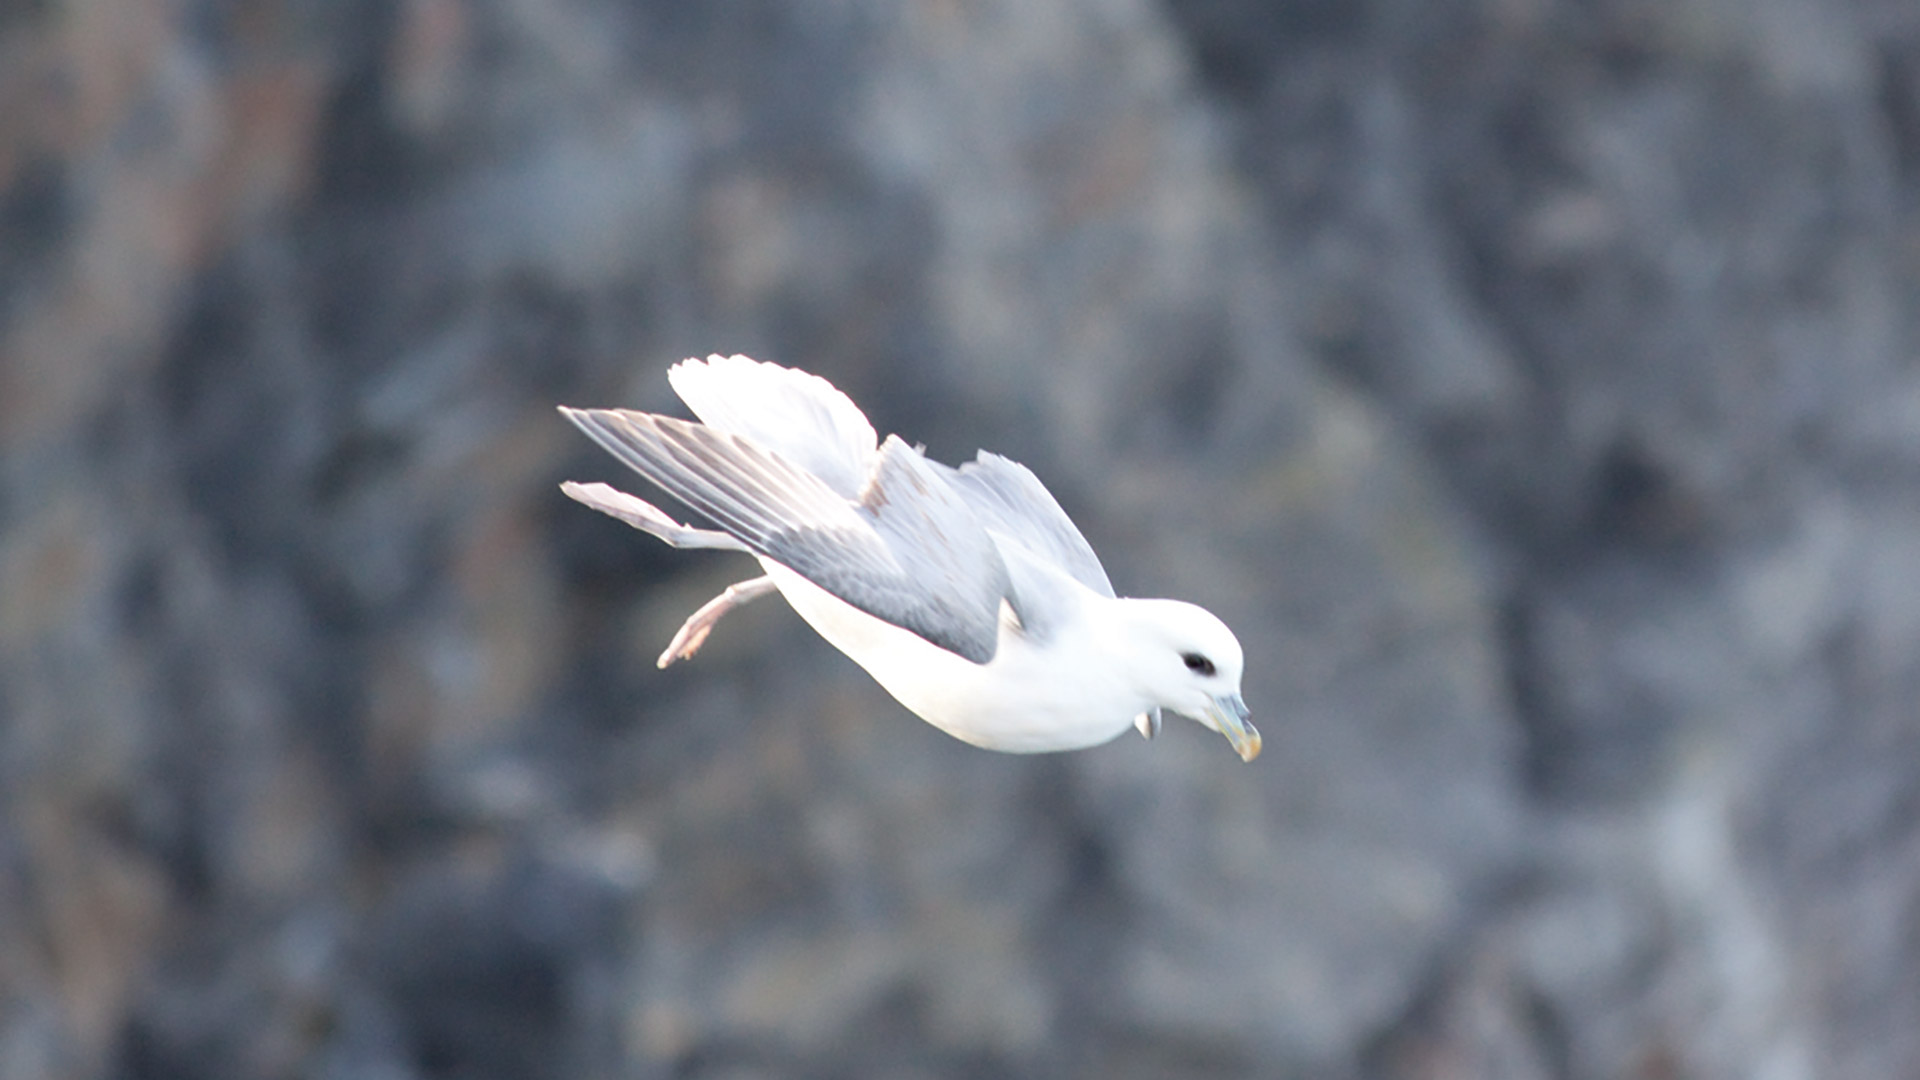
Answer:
[1,1,1917,1078]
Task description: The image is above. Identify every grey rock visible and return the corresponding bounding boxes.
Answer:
[1,1,1918,1078]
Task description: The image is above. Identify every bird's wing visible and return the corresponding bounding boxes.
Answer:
[667,354,877,498]
[561,407,1010,664]
[942,451,1115,599]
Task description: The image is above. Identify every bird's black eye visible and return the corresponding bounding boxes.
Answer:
[1182,652,1215,676]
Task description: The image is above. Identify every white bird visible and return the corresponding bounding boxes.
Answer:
[559,354,1259,761]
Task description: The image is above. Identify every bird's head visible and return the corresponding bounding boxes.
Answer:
[1124,599,1258,761]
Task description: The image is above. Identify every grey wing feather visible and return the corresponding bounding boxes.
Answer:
[560,407,1009,663]
[860,436,1015,659]
[945,452,1115,598]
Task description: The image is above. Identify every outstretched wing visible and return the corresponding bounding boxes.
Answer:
[560,406,1011,664]
[943,452,1115,599]
[667,354,877,498]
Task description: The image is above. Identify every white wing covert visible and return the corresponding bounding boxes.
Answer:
[667,355,877,498]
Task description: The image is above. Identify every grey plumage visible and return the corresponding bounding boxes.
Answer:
[561,407,1023,664]
[940,452,1115,599]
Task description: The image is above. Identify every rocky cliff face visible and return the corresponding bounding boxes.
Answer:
[2,2,1917,1078]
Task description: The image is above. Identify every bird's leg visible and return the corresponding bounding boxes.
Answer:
[561,482,772,667]
[1134,708,1162,740]
[560,481,747,551]
[658,575,779,668]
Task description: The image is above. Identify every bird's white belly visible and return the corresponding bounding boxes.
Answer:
[758,561,1137,753]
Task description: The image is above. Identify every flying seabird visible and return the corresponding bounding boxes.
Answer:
[559,354,1257,761]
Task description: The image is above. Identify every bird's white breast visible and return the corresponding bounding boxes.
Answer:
[757,560,1143,752]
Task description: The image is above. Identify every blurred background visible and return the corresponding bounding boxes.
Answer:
[3,0,1920,1077]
